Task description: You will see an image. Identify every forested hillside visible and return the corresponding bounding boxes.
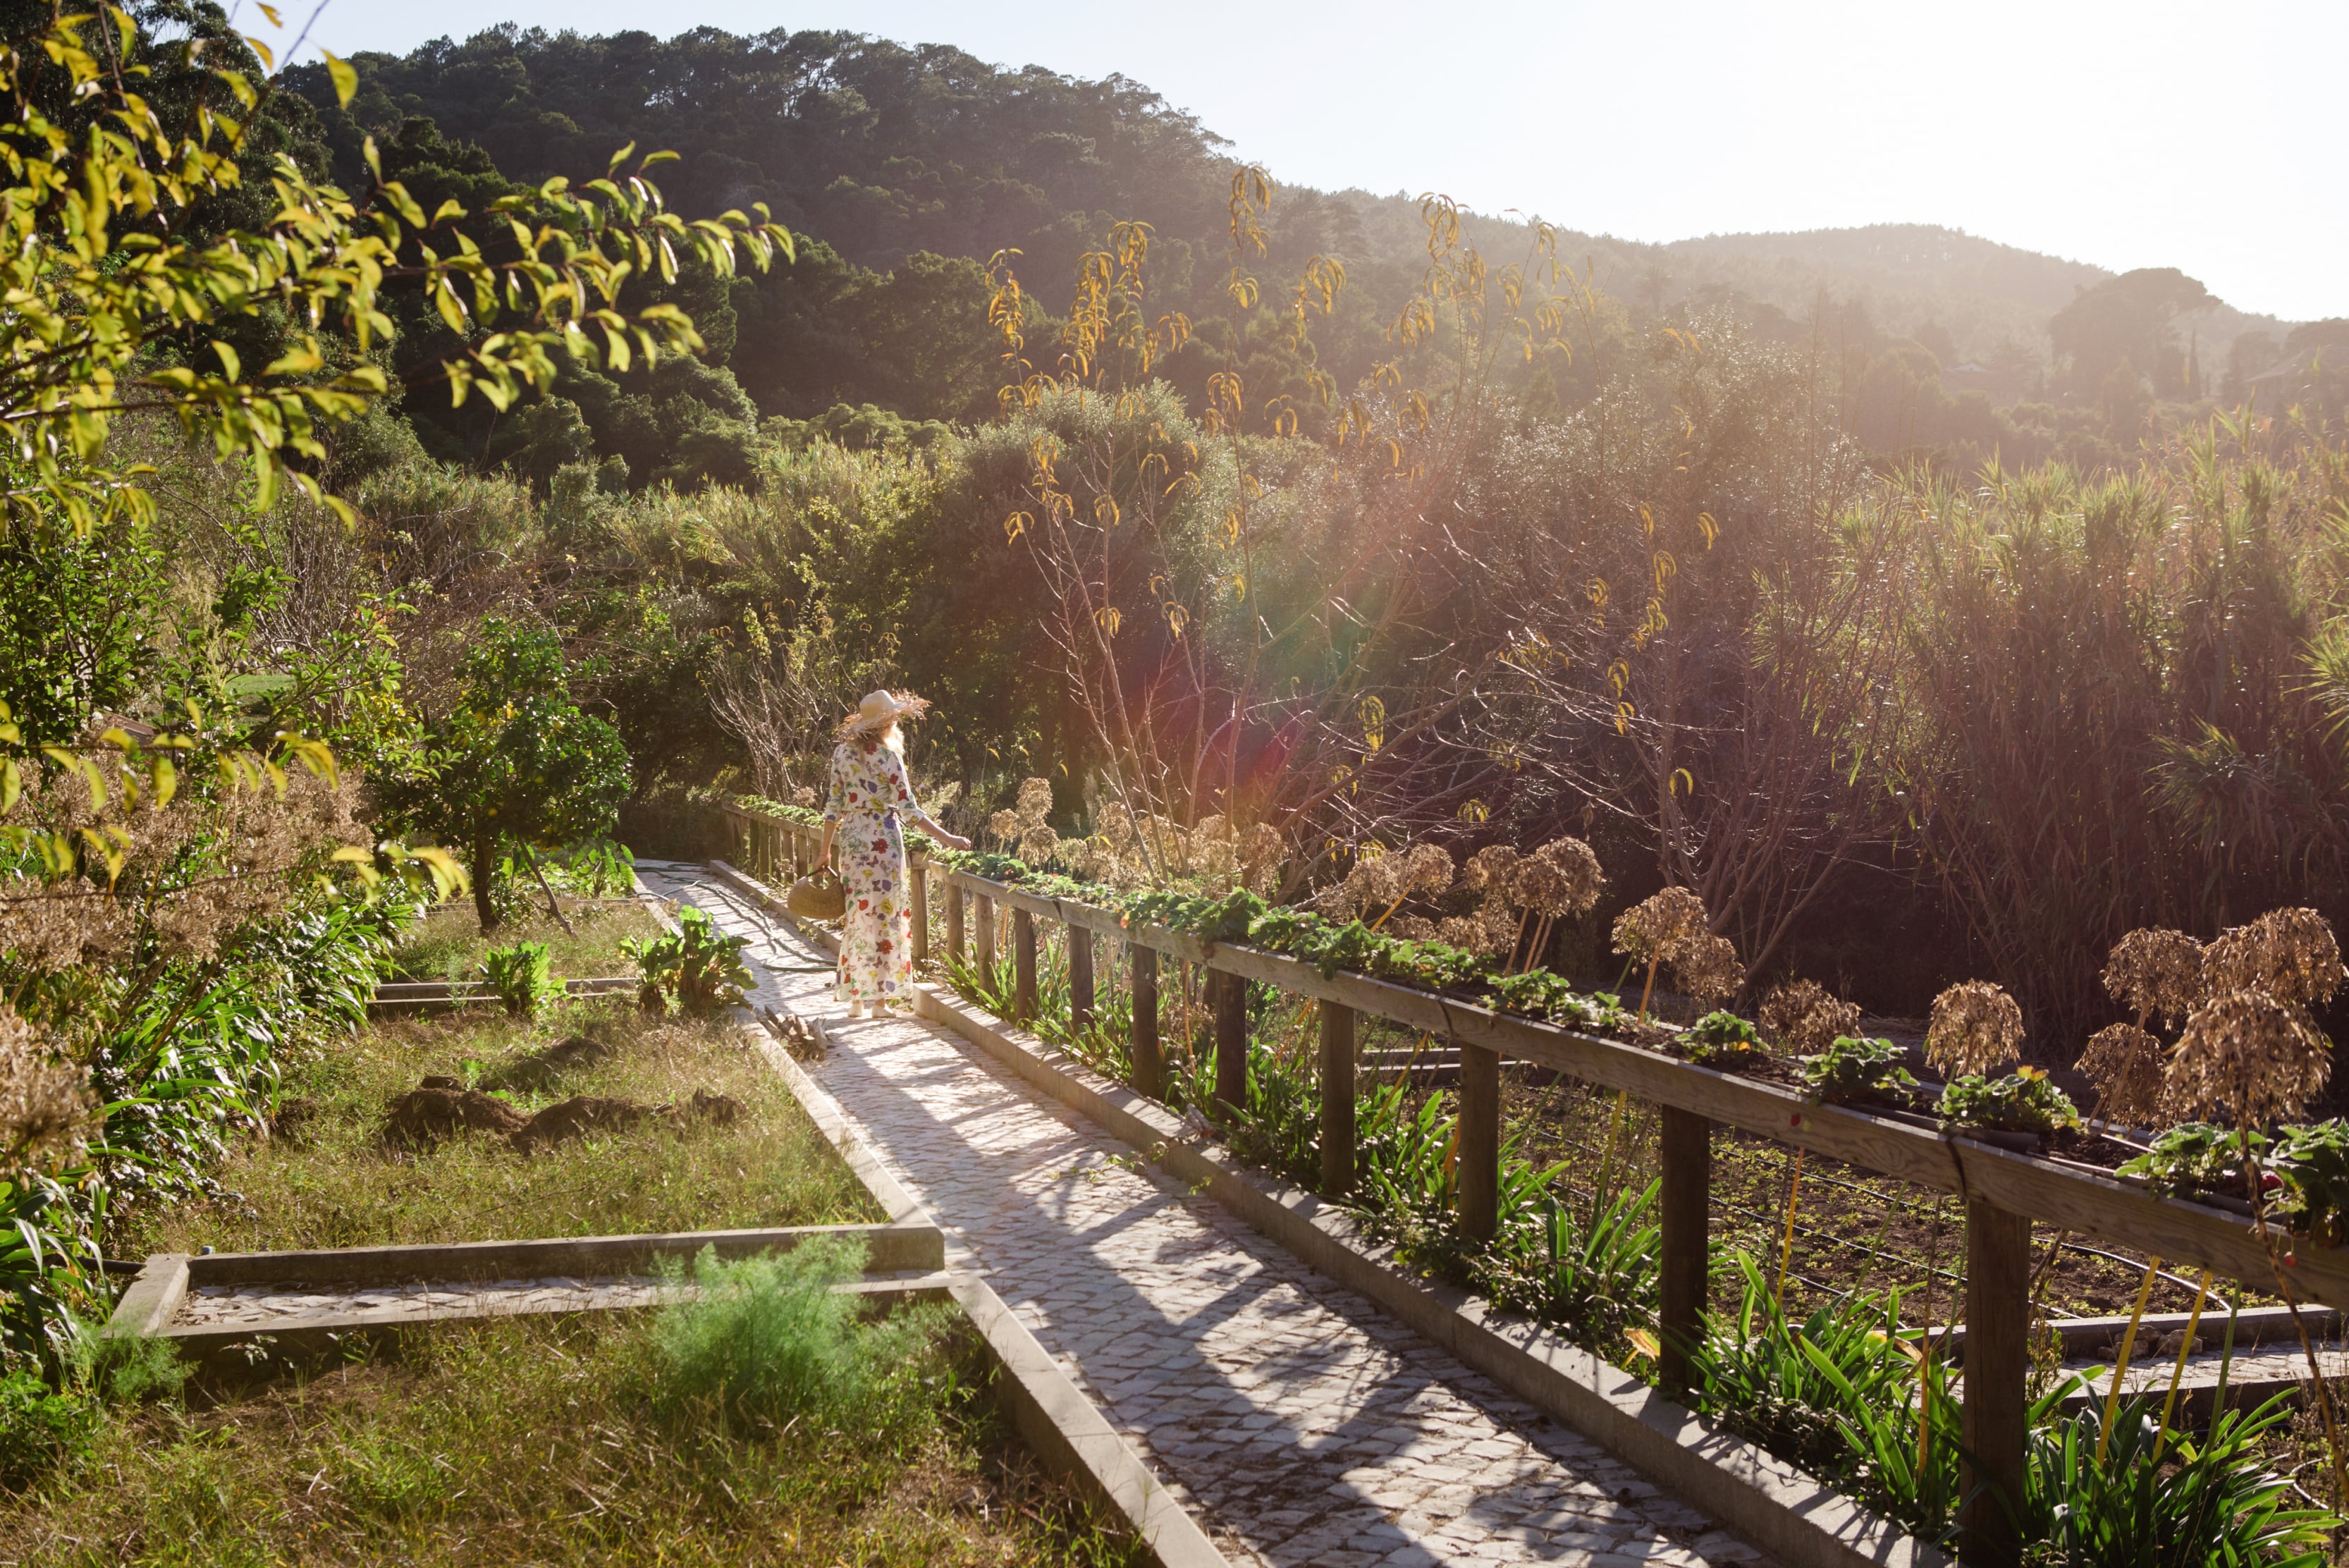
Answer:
[281,23,2339,489]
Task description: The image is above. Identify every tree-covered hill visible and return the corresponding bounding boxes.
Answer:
[286,22,2336,488]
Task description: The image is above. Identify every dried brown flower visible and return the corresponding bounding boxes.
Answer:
[1511,838,1604,919]
[1612,886,1710,964]
[1675,933,1747,1005]
[1399,843,1455,898]
[1461,845,1521,894]
[0,1007,96,1171]
[2164,988,2330,1126]
[988,809,1023,848]
[2078,1022,2167,1128]
[1436,914,1499,955]
[2102,928,2207,1027]
[2203,908,2345,1010]
[1014,778,1055,819]
[1925,980,2025,1078]
[1387,914,1437,941]
[1760,979,1861,1056]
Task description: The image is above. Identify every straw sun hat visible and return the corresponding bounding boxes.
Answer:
[838,689,931,736]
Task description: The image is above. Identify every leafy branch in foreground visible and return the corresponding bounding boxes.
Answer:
[0,6,792,529]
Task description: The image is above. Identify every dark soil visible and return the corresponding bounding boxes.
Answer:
[493,1032,613,1090]
[509,1095,653,1154]
[383,1085,530,1148]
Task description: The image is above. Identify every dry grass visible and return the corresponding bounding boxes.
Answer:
[113,999,878,1256]
[0,1314,1141,1567]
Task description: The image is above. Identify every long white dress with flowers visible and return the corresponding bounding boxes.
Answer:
[823,737,927,1007]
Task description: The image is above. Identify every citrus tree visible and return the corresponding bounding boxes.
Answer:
[397,619,631,931]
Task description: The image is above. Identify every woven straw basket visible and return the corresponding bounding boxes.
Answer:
[787,869,847,921]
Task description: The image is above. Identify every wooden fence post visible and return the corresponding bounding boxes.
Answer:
[944,881,964,964]
[1658,1106,1712,1392]
[909,863,928,965]
[1459,1043,1500,1242]
[1319,1002,1356,1196]
[1213,969,1248,1114]
[1130,945,1163,1099]
[975,895,995,976]
[1068,924,1094,1032]
[1012,909,1037,1024]
[1961,1199,2031,1567]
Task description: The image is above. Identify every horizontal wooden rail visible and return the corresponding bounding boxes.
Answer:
[735,808,2344,1566]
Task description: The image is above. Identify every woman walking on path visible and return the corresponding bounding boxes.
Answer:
[820,690,969,1017]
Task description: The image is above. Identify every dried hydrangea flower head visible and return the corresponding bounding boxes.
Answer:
[1511,837,1604,919]
[1674,933,1747,1005]
[2203,907,2345,1009]
[1461,845,1521,894]
[2102,927,2207,1028]
[1925,980,2025,1078]
[1612,886,1741,1012]
[1014,778,1054,819]
[2164,988,2331,1127]
[1760,979,1862,1056]
[2077,1022,2167,1128]
[1611,886,1710,964]
[0,1007,96,1171]
[1436,914,1500,955]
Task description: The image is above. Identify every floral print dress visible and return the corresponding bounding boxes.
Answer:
[823,737,930,1008]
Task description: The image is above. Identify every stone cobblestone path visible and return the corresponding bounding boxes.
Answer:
[640,862,1774,1568]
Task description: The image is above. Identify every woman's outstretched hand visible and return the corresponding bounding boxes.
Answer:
[932,830,971,852]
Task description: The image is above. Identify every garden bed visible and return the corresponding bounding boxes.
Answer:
[385,899,666,984]
[113,997,878,1258]
[2,1277,1142,1567]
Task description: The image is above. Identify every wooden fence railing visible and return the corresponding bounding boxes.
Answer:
[718,802,2341,1564]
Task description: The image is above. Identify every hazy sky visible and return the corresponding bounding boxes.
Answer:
[280,0,2347,322]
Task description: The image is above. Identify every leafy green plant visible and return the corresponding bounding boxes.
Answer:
[1683,1010,1765,1068]
[1798,1036,1917,1105]
[2117,1122,2269,1199]
[2271,1119,2349,1243]
[1487,1180,1660,1356]
[559,838,638,897]
[392,620,633,933]
[622,907,753,1017]
[481,940,556,1021]
[2021,1388,2332,1567]
[651,1238,942,1435]
[1936,1067,2081,1134]
[0,1367,92,1489]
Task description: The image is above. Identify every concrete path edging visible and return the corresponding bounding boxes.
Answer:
[743,1006,1234,1568]
[894,967,1949,1568]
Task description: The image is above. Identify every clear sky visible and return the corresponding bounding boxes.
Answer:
[278,0,2347,323]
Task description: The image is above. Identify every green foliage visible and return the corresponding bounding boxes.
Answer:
[397,618,632,931]
[1684,1010,1765,1068]
[1684,1255,1958,1535]
[1486,1181,1660,1356]
[481,941,556,1022]
[556,838,639,898]
[2117,1122,2269,1199]
[0,1366,92,1488]
[2270,1120,2349,1244]
[623,907,753,1017]
[2022,1390,2330,1568]
[1798,1036,1918,1105]
[1936,1069,2082,1134]
[651,1238,941,1435]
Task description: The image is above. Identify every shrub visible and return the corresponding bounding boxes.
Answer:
[1486,1180,1660,1357]
[651,1238,940,1434]
[481,941,556,1021]
[0,1368,92,1489]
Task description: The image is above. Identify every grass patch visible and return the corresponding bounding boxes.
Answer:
[114,999,878,1255]
[0,1299,1141,1566]
[388,900,663,983]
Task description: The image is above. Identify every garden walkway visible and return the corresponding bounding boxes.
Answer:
[638,862,1772,1568]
